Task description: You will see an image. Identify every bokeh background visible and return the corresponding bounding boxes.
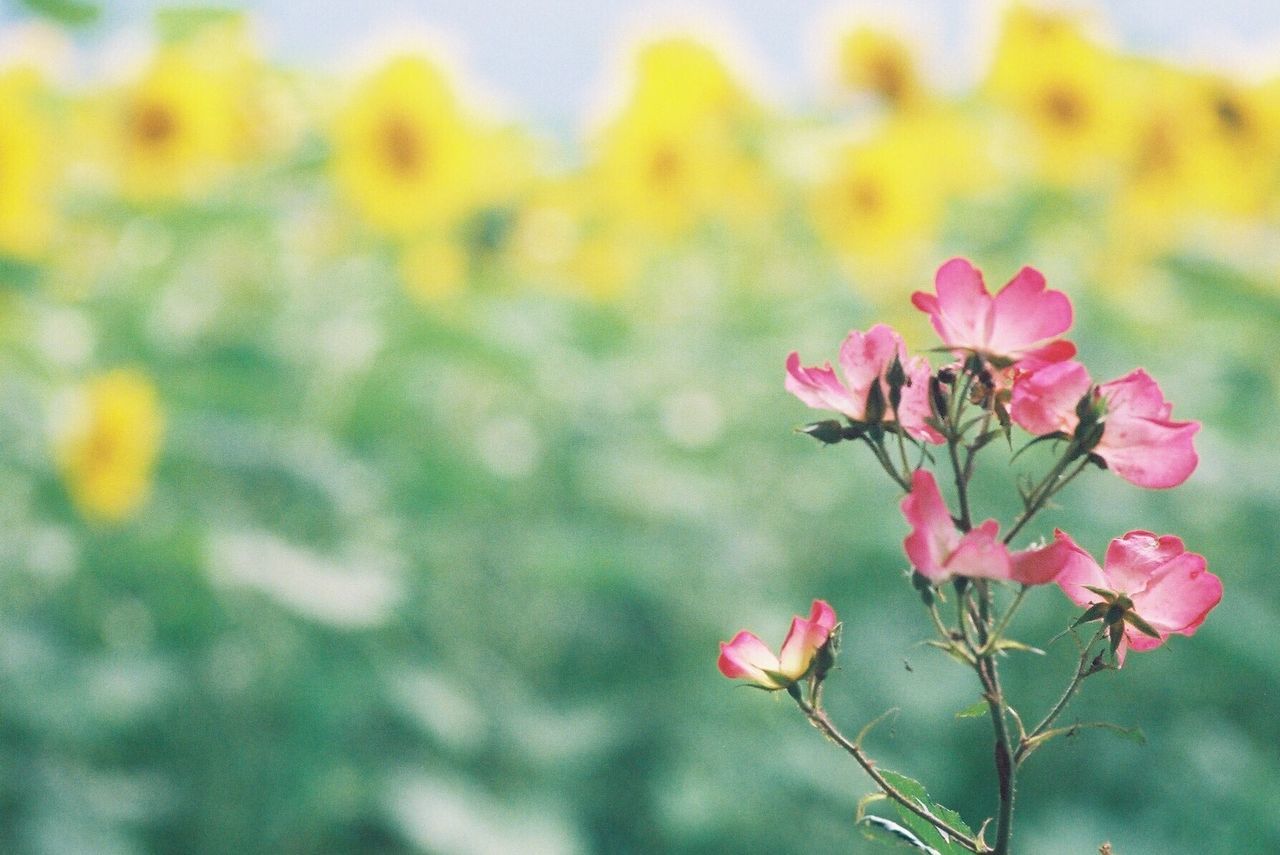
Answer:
[0,1,1278,852]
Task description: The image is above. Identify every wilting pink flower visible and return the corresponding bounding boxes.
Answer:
[786,324,943,443]
[718,600,837,689]
[1054,530,1222,666]
[901,469,1079,585]
[911,258,1075,366]
[1010,364,1200,489]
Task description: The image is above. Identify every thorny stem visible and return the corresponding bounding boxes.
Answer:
[793,696,988,853]
[1018,626,1110,764]
[1003,456,1090,545]
[863,435,911,492]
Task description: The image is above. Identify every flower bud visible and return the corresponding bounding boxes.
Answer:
[798,420,847,444]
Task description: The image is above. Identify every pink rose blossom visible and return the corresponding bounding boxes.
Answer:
[1010,364,1200,489]
[786,324,943,443]
[1094,370,1200,489]
[718,600,837,689]
[911,258,1075,366]
[901,470,1080,585]
[1053,530,1222,666]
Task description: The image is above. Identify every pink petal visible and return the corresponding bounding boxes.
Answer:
[1011,529,1088,586]
[807,599,838,635]
[837,324,904,412]
[1016,339,1078,369]
[785,351,861,418]
[1098,369,1173,420]
[778,615,827,678]
[945,519,1012,580]
[1129,550,1222,637]
[1010,360,1091,436]
[901,469,959,581]
[897,355,945,444]
[988,266,1074,358]
[718,631,781,686]
[1052,532,1108,608]
[1101,531,1186,595]
[915,258,992,350]
[1095,416,1200,489]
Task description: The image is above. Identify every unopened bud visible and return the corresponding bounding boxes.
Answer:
[798,420,846,444]
[864,379,887,424]
[886,357,907,413]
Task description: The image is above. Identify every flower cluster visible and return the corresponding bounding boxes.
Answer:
[719,257,1222,853]
[767,257,1219,664]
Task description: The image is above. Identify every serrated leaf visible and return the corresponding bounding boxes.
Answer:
[878,769,975,855]
[954,699,989,719]
[859,815,943,854]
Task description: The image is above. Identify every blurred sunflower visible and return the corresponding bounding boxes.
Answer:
[107,47,242,201]
[0,69,57,261]
[810,110,989,293]
[55,370,164,523]
[332,55,488,237]
[985,4,1128,186]
[590,36,774,240]
[833,26,925,110]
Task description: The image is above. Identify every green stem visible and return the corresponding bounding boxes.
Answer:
[862,436,910,492]
[1018,626,1109,763]
[793,697,987,853]
[1003,456,1089,546]
[977,586,1029,657]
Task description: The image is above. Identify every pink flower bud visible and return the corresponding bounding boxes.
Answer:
[911,258,1075,367]
[718,600,837,689]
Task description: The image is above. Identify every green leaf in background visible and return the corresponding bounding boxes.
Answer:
[17,0,99,26]
[154,6,241,42]
[955,699,989,719]
[0,255,42,292]
[876,770,977,855]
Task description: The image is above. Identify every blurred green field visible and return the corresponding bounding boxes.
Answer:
[1,3,1279,854]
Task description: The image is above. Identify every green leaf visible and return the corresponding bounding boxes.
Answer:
[877,769,975,855]
[954,699,989,719]
[17,0,100,26]
[0,255,42,291]
[154,7,241,43]
[858,815,945,853]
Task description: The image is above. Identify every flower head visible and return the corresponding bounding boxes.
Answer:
[1054,530,1222,665]
[911,258,1075,366]
[55,370,164,523]
[718,600,837,690]
[786,324,943,443]
[1010,363,1199,488]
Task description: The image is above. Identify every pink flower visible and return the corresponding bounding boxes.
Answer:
[900,469,1074,585]
[786,324,943,443]
[718,600,837,689]
[1010,364,1200,489]
[911,258,1075,366]
[1054,530,1222,666]
[1094,370,1200,489]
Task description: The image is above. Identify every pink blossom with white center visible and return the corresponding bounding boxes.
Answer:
[1053,530,1222,666]
[786,324,943,443]
[718,600,838,689]
[911,258,1075,366]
